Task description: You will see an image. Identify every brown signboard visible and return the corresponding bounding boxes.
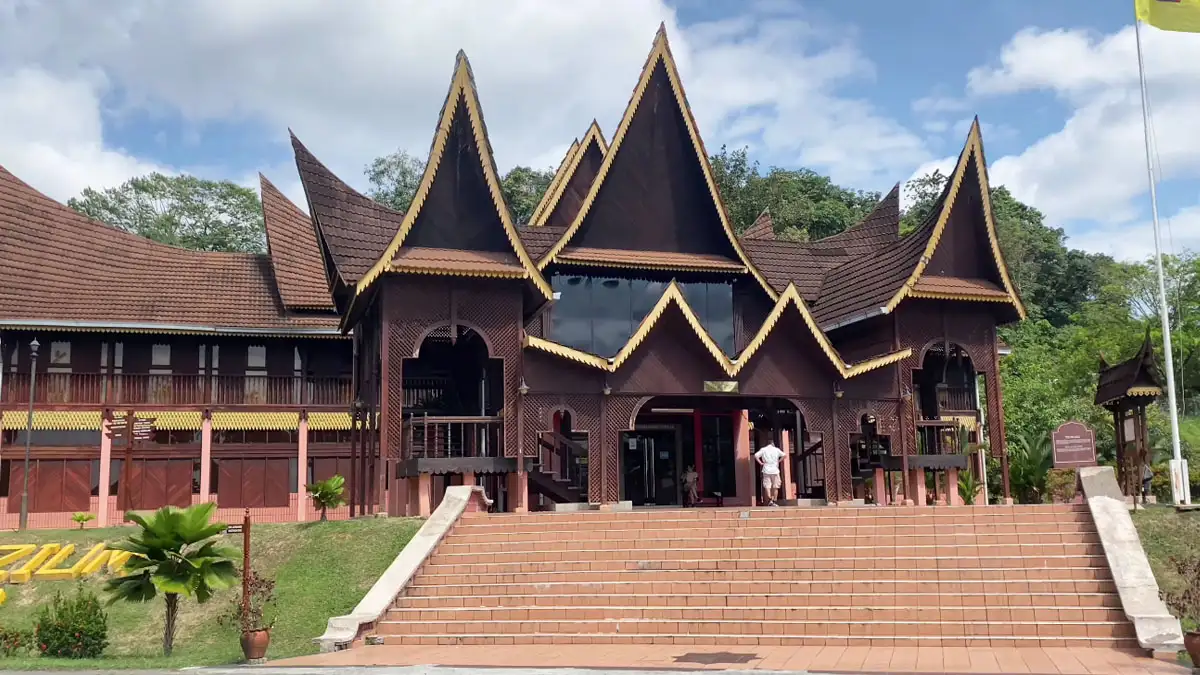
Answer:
[1052,421,1097,468]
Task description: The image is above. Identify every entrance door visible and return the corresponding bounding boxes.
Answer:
[622,428,680,506]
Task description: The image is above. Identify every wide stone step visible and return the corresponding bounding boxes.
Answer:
[446,523,1101,543]
[374,617,1137,640]
[426,551,1111,569]
[383,605,1128,625]
[403,578,1120,598]
[376,633,1141,649]
[395,591,1124,609]
[435,540,1104,556]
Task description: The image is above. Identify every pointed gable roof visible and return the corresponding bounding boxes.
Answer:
[356,51,552,299]
[291,132,402,287]
[537,26,776,298]
[533,121,608,230]
[742,209,775,240]
[813,120,1025,330]
[527,138,579,227]
[1096,328,1165,406]
[260,175,334,310]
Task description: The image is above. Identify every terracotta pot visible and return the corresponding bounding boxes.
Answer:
[1184,630,1200,668]
[240,628,270,661]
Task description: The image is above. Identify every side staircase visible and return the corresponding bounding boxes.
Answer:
[372,504,1138,648]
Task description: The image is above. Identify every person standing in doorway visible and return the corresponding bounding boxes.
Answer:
[754,441,785,506]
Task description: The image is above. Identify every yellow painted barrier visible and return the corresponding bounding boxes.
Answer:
[0,543,133,584]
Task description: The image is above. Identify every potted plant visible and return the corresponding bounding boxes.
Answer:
[1160,556,1200,666]
[220,569,277,661]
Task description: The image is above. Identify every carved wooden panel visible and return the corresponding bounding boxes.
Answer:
[602,395,639,503]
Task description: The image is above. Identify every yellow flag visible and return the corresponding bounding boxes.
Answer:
[1137,0,1200,32]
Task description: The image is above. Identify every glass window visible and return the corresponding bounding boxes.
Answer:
[288,457,298,493]
[49,341,71,366]
[247,345,267,370]
[631,279,666,327]
[151,344,171,368]
[7,430,100,446]
[550,276,593,353]
[592,278,633,357]
[706,283,735,356]
[0,460,9,497]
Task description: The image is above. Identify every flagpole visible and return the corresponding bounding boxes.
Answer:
[1134,18,1191,505]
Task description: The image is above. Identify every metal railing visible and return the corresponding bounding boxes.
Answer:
[403,414,503,459]
[0,372,351,406]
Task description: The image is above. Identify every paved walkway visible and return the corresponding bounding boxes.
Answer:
[272,644,1190,674]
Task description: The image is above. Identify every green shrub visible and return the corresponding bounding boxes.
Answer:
[1045,468,1078,503]
[34,586,109,659]
[1,626,33,657]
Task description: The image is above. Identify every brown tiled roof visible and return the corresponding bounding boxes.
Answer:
[912,276,1010,299]
[812,184,900,256]
[1096,329,1164,406]
[740,239,851,302]
[291,132,401,285]
[0,165,338,334]
[556,247,746,273]
[260,174,334,310]
[518,224,568,259]
[742,209,775,240]
[390,247,526,278]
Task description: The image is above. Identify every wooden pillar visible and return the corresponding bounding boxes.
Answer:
[461,472,476,487]
[296,414,308,522]
[507,471,528,513]
[97,415,112,527]
[873,467,887,506]
[199,413,212,503]
[947,467,961,506]
[781,429,796,501]
[416,473,432,517]
[733,410,754,506]
[909,468,927,505]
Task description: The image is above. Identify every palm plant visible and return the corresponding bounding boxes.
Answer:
[957,470,982,505]
[1009,431,1053,503]
[71,512,96,530]
[103,502,237,656]
[306,475,347,521]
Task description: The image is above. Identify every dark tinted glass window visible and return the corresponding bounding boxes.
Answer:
[550,276,593,352]
[706,283,735,355]
[592,278,633,356]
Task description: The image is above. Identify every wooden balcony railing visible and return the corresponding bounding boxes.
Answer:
[0,372,352,407]
[935,384,976,413]
[403,414,503,459]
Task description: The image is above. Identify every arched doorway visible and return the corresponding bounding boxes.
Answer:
[403,325,503,457]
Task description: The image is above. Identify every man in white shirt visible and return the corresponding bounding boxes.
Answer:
[754,442,785,506]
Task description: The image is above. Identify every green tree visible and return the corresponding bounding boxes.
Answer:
[709,145,880,241]
[69,173,265,253]
[364,149,554,224]
[104,503,238,656]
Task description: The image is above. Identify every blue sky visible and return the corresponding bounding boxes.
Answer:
[1,0,1198,261]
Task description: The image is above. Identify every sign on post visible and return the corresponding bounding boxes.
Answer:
[1051,421,1097,468]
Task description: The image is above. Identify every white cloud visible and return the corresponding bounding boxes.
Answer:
[964,25,1200,228]
[0,68,167,201]
[1067,204,1200,262]
[0,0,928,197]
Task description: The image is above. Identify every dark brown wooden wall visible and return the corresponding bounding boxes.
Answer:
[6,460,90,513]
[216,458,290,508]
[126,459,192,509]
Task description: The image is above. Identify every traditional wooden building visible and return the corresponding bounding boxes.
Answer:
[1096,329,1164,497]
[0,26,1023,526]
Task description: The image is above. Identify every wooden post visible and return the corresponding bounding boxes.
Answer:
[241,508,251,624]
[121,410,134,513]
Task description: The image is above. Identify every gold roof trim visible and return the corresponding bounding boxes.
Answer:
[528,139,580,226]
[389,265,527,281]
[535,26,777,301]
[523,334,611,370]
[210,412,300,431]
[307,412,353,431]
[2,411,102,431]
[1125,386,1162,397]
[355,52,552,300]
[531,121,608,230]
[886,120,1025,319]
[907,290,1016,303]
[610,282,733,374]
[135,411,202,431]
[732,284,848,377]
[0,324,345,339]
[845,348,913,377]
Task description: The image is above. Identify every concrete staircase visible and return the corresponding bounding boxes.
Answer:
[373,504,1138,648]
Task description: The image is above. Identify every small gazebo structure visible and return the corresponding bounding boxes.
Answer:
[1095,329,1164,497]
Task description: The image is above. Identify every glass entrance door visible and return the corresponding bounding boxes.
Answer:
[622,428,679,506]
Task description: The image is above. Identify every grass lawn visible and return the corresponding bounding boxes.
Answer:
[1132,505,1200,631]
[0,516,421,669]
